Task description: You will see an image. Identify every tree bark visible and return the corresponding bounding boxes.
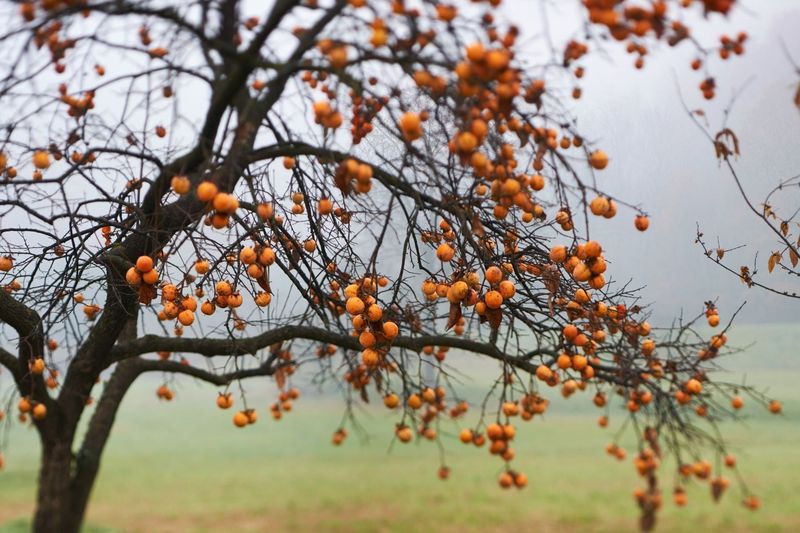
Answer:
[33,437,80,533]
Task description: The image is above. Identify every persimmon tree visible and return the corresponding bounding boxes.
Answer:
[0,0,783,531]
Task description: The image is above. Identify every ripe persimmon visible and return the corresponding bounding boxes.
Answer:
[549,246,568,263]
[484,290,503,309]
[588,150,609,170]
[396,426,413,442]
[171,176,190,195]
[383,321,399,339]
[233,411,249,427]
[216,393,233,409]
[407,393,422,409]
[215,280,232,296]
[399,112,423,141]
[136,256,154,273]
[177,309,194,326]
[361,348,379,366]
[32,403,47,420]
[436,243,455,262]
[447,281,469,303]
[498,280,515,298]
[590,196,610,216]
[18,398,31,413]
[366,304,382,322]
[255,292,271,307]
[346,297,365,316]
[319,198,333,215]
[768,400,781,414]
[125,267,142,285]
[686,378,702,395]
[485,266,503,284]
[32,150,50,169]
[212,193,239,214]
[30,358,45,375]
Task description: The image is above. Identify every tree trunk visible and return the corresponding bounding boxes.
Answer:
[32,357,143,533]
[33,438,84,533]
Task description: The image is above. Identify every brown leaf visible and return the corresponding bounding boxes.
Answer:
[789,248,799,268]
[257,272,272,293]
[486,308,502,330]
[739,266,753,287]
[714,128,740,158]
[768,252,781,273]
[780,220,789,236]
[138,284,156,305]
[446,302,462,330]
[794,83,800,108]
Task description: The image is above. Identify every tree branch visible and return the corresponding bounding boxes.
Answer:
[109,325,558,376]
[134,357,281,386]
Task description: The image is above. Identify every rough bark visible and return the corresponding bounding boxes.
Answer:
[32,438,76,533]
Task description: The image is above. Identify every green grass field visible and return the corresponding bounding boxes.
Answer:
[1,323,798,532]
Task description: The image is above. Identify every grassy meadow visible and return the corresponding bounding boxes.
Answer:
[1,323,798,532]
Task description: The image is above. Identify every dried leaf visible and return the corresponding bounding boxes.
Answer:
[780,220,789,236]
[739,266,753,287]
[486,308,502,330]
[795,83,800,108]
[768,252,781,273]
[790,248,799,268]
[138,284,156,305]
[714,128,740,158]
[446,302,462,330]
[257,272,271,293]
